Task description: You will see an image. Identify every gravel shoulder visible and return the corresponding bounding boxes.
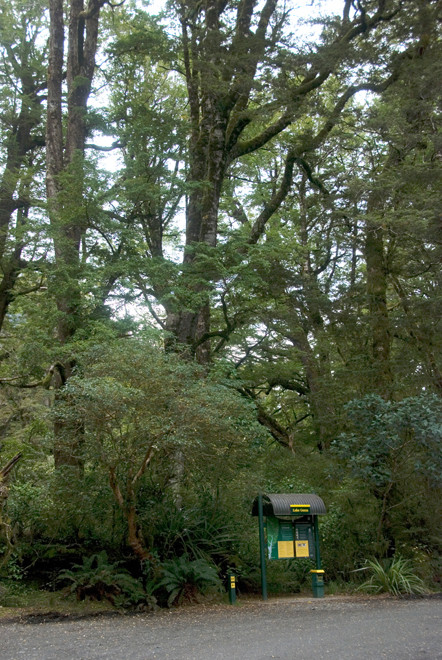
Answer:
[0,594,441,660]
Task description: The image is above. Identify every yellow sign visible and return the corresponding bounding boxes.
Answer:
[295,540,309,557]
[277,541,294,558]
[290,504,311,515]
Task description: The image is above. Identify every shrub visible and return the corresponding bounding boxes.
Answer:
[358,556,428,596]
[154,555,222,607]
[148,496,238,565]
[58,551,152,608]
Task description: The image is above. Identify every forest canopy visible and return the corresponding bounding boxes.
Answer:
[0,0,440,604]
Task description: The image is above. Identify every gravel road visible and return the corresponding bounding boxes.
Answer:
[0,596,441,660]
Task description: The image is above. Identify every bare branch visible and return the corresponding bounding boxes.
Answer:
[85,140,122,151]
[132,445,155,486]
[0,453,22,481]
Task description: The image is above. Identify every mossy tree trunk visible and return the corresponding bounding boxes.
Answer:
[46,0,103,468]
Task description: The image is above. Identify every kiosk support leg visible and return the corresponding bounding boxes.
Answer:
[310,516,325,598]
[314,516,321,569]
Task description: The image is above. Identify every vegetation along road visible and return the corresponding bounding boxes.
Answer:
[1,0,440,614]
[1,596,441,660]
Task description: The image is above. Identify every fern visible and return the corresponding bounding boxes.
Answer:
[155,555,221,607]
[58,551,152,607]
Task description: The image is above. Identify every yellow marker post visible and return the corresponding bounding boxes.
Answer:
[228,571,237,605]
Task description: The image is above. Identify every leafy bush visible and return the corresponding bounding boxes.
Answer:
[148,496,238,565]
[154,555,222,607]
[332,395,442,559]
[319,487,379,581]
[58,551,152,608]
[358,556,428,596]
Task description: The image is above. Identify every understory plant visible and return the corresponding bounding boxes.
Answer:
[358,556,428,596]
[154,555,222,607]
[58,551,152,608]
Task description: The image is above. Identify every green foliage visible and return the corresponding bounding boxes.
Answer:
[358,556,428,597]
[147,495,238,564]
[0,579,34,608]
[56,338,267,500]
[154,555,222,607]
[264,558,315,595]
[58,338,266,456]
[0,552,25,581]
[332,394,441,555]
[333,394,442,488]
[58,551,151,608]
[1,0,441,604]
[319,491,379,581]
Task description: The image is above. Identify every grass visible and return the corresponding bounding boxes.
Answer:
[0,580,116,619]
[324,580,359,596]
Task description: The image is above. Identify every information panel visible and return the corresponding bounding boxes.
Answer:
[295,540,310,557]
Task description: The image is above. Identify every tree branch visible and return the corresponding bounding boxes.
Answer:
[0,453,22,481]
[132,445,155,486]
[294,157,329,194]
[109,465,125,510]
[0,363,61,389]
[85,140,123,151]
[248,149,297,244]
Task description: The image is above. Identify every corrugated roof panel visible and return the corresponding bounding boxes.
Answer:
[252,493,326,516]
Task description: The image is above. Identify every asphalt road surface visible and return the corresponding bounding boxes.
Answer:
[1,596,441,660]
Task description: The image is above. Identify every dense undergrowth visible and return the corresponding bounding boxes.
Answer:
[1,450,439,612]
[1,363,440,611]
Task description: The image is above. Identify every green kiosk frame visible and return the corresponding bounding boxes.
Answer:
[252,493,326,599]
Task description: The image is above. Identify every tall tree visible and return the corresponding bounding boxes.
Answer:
[160,0,417,362]
[46,0,108,466]
[0,0,46,331]
[355,0,441,398]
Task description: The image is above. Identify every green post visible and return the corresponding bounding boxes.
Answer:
[314,515,321,569]
[311,515,324,598]
[258,493,268,600]
[227,570,237,605]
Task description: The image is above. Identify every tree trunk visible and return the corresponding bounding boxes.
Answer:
[46,0,102,467]
[109,456,156,564]
[164,0,278,361]
[364,218,392,399]
[0,453,21,567]
[0,38,44,332]
[296,177,334,449]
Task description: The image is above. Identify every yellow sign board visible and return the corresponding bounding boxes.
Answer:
[295,540,310,558]
[290,504,311,515]
[277,540,295,558]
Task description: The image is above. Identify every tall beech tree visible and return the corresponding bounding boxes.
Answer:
[46,0,109,466]
[159,0,419,362]
[363,13,442,398]
[0,0,46,331]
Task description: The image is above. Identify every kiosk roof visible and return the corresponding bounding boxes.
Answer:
[251,493,326,517]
